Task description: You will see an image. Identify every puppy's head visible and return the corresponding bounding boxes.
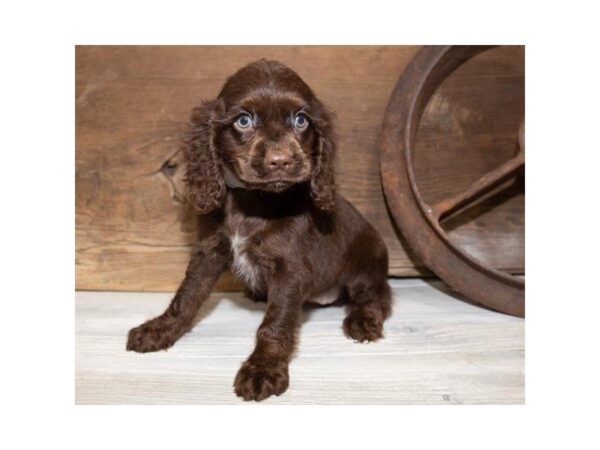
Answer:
[184,59,336,214]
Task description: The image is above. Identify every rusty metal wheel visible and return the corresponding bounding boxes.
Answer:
[380,45,525,317]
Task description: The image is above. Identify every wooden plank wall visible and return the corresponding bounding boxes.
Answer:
[76,46,524,291]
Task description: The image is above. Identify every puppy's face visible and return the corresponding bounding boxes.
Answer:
[214,62,323,192]
[185,60,336,214]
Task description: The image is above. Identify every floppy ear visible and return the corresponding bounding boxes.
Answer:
[183,99,226,214]
[309,103,337,211]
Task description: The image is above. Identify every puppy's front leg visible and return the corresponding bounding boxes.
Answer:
[234,282,304,401]
[127,235,230,353]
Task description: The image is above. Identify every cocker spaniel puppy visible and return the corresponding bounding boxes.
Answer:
[127,60,392,401]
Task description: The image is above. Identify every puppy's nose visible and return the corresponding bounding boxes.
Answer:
[266,151,292,171]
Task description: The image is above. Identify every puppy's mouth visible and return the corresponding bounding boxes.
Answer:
[223,164,310,192]
[243,176,309,192]
[259,179,298,192]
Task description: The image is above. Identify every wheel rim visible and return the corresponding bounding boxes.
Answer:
[380,45,525,317]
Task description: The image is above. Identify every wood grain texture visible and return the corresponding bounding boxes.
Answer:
[415,46,525,273]
[76,46,524,291]
[75,279,525,404]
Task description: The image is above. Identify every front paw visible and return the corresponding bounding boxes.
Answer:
[233,360,289,401]
[126,316,179,353]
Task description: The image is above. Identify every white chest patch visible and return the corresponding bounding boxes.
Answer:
[230,233,260,290]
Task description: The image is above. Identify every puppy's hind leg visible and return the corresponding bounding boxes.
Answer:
[343,278,391,342]
[341,230,392,343]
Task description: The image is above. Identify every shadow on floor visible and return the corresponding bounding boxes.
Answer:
[419,277,517,316]
[192,288,348,327]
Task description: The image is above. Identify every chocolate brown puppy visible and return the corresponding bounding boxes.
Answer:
[127,60,392,401]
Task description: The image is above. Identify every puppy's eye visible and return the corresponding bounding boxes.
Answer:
[234,114,253,130]
[294,113,309,130]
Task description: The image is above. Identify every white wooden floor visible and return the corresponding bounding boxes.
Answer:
[75,279,524,404]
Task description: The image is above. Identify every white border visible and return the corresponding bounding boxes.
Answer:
[2,0,599,448]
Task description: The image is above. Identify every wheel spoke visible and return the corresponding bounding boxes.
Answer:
[431,150,524,221]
